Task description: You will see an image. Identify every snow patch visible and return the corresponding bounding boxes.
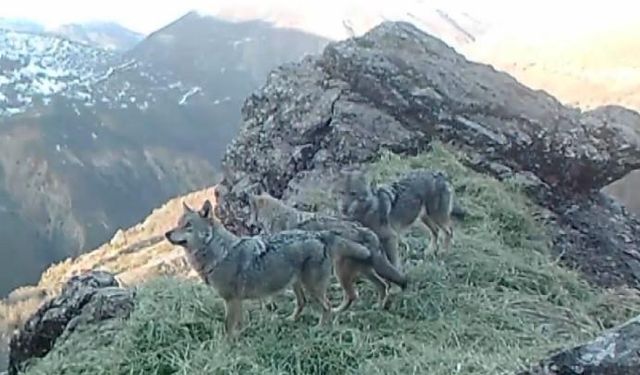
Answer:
[75,91,92,101]
[0,29,120,117]
[179,87,202,106]
[232,37,254,48]
[5,107,24,115]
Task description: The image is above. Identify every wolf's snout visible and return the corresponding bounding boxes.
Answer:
[164,230,173,241]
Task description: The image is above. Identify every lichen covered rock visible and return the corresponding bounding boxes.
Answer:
[8,271,134,375]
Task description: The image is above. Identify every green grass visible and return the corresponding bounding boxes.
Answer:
[22,143,640,375]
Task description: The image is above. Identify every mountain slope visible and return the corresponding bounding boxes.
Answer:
[0,29,222,295]
[51,22,144,51]
[129,11,329,134]
[5,133,640,375]
[0,18,44,34]
[0,14,336,297]
[0,187,213,371]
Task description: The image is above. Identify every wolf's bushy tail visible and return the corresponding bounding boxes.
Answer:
[450,201,467,221]
[432,173,454,216]
[430,172,469,221]
[321,231,407,289]
[319,232,371,260]
[371,253,407,289]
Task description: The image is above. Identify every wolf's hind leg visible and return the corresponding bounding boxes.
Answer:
[333,259,358,313]
[420,214,440,255]
[288,281,306,321]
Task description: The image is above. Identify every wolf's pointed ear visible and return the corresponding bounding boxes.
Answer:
[248,193,257,205]
[247,193,258,206]
[199,200,213,218]
[182,201,193,213]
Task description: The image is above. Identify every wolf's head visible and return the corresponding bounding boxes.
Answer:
[165,200,216,250]
[246,192,277,230]
[338,170,371,199]
[335,170,373,217]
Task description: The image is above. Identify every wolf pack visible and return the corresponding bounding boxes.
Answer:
[165,168,466,337]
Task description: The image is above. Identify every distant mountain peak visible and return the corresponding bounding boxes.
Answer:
[50,22,144,51]
[0,18,44,34]
[0,17,143,51]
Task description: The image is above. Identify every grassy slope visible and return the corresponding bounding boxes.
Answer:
[21,144,640,375]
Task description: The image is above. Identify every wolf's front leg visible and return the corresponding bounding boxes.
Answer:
[288,281,306,321]
[224,298,243,338]
[333,259,358,313]
[379,230,401,270]
[420,215,440,255]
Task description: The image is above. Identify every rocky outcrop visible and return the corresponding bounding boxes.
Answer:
[7,271,134,375]
[520,314,640,375]
[215,21,640,289]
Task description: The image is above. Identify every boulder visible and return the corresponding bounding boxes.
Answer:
[8,271,134,375]
[520,315,640,375]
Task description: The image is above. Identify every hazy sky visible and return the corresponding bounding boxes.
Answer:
[2,0,639,35]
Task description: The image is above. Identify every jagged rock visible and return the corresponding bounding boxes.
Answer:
[319,24,640,194]
[7,271,134,375]
[215,21,640,289]
[520,314,640,375]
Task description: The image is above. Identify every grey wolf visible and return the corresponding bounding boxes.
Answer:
[247,192,407,312]
[337,168,466,266]
[165,200,374,337]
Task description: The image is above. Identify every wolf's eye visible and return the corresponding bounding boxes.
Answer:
[184,222,193,229]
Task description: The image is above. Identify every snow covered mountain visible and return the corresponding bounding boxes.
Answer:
[0,18,44,34]
[0,18,143,51]
[0,30,114,116]
[0,27,225,295]
[51,22,144,51]
[129,11,328,124]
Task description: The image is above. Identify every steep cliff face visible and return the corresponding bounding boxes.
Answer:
[215,21,640,289]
